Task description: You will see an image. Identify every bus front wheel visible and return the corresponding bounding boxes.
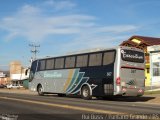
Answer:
[37,85,44,96]
[81,86,92,100]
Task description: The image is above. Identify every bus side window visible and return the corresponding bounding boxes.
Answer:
[103,51,115,65]
[89,53,102,66]
[76,55,88,67]
[38,60,46,71]
[55,58,64,69]
[46,59,54,70]
[65,56,75,68]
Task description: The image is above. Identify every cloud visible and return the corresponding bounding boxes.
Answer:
[0,3,95,42]
[0,0,139,47]
[44,0,76,10]
[95,25,139,33]
[59,33,131,51]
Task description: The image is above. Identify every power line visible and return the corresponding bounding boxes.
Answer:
[29,44,40,60]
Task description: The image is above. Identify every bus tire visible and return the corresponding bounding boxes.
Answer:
[58,94,66,97]
[37,84,44,96]
[81,86,92,100]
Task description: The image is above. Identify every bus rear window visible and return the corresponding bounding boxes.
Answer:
[121,49,144,63]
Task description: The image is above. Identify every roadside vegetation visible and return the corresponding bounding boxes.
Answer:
[144,90,160,95]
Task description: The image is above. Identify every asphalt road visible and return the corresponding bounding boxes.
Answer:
[0,92,160,120]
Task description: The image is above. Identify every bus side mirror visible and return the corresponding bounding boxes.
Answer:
[25,68,30,75]
[25,69,28,75]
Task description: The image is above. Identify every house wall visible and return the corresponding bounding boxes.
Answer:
[9,61,29,87]
[0,77,10,85]
[10,61,22,74]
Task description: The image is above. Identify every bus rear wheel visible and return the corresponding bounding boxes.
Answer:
[37,85,44,96]
[81,86,92,100]
[58,94,66,97]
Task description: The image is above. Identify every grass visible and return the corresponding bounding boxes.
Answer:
[144,90,160,95]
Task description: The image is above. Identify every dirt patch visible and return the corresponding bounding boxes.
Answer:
[143,96,160,104]
[0,88,36,95]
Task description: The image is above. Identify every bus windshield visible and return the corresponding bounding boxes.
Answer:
[121,49,144,63]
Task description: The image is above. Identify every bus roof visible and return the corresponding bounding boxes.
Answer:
[34,46,143,61]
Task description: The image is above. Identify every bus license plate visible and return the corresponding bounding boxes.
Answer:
[129,86,136,89]
[131,69,136,73]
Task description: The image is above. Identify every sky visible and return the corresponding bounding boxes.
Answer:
[0,0,160,70]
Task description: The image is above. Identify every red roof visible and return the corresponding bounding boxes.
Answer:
[128,35,160,45]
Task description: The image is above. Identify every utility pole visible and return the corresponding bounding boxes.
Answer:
[29,44,40,60]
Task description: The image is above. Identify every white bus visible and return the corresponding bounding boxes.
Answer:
[27,46,145,100]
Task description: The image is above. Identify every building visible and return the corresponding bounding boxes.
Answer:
[10,61,29,87]
[147,45,160,89]
[120,35,160,88]
[0,71,10,85]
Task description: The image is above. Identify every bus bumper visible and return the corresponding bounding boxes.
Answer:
[121,88,144,96]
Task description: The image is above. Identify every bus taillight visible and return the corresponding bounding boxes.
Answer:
[138,89,143,93]
[116,77,121,85]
